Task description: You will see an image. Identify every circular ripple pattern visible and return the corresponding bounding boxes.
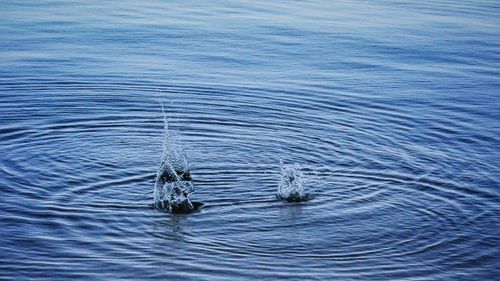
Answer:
[1,81,498,280]
[1,1,499,280]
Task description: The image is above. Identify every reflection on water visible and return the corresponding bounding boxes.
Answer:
[0,0,499,280]
[279,203,304,221]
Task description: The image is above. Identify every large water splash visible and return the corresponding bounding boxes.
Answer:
[276,163,313,202]
[153,103,196,213]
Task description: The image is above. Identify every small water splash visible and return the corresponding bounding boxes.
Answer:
[153,103,198,213]
[276,163,313,202]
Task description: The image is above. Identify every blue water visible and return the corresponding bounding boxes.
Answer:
[1,1,499,280]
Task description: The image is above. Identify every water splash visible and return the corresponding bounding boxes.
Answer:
[153,103,197,213]
[276,163,313,202]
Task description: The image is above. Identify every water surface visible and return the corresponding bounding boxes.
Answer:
[1,1,499,280]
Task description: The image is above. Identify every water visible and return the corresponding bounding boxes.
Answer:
[277,163,314,202]
[153,113,197,213]
[1,0,499,279]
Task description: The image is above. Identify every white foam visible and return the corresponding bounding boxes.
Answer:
[277,163,313,202]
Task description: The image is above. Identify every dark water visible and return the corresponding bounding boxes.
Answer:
[1,1,499,280]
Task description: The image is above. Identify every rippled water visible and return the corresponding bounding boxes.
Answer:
[1,1,499,280]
